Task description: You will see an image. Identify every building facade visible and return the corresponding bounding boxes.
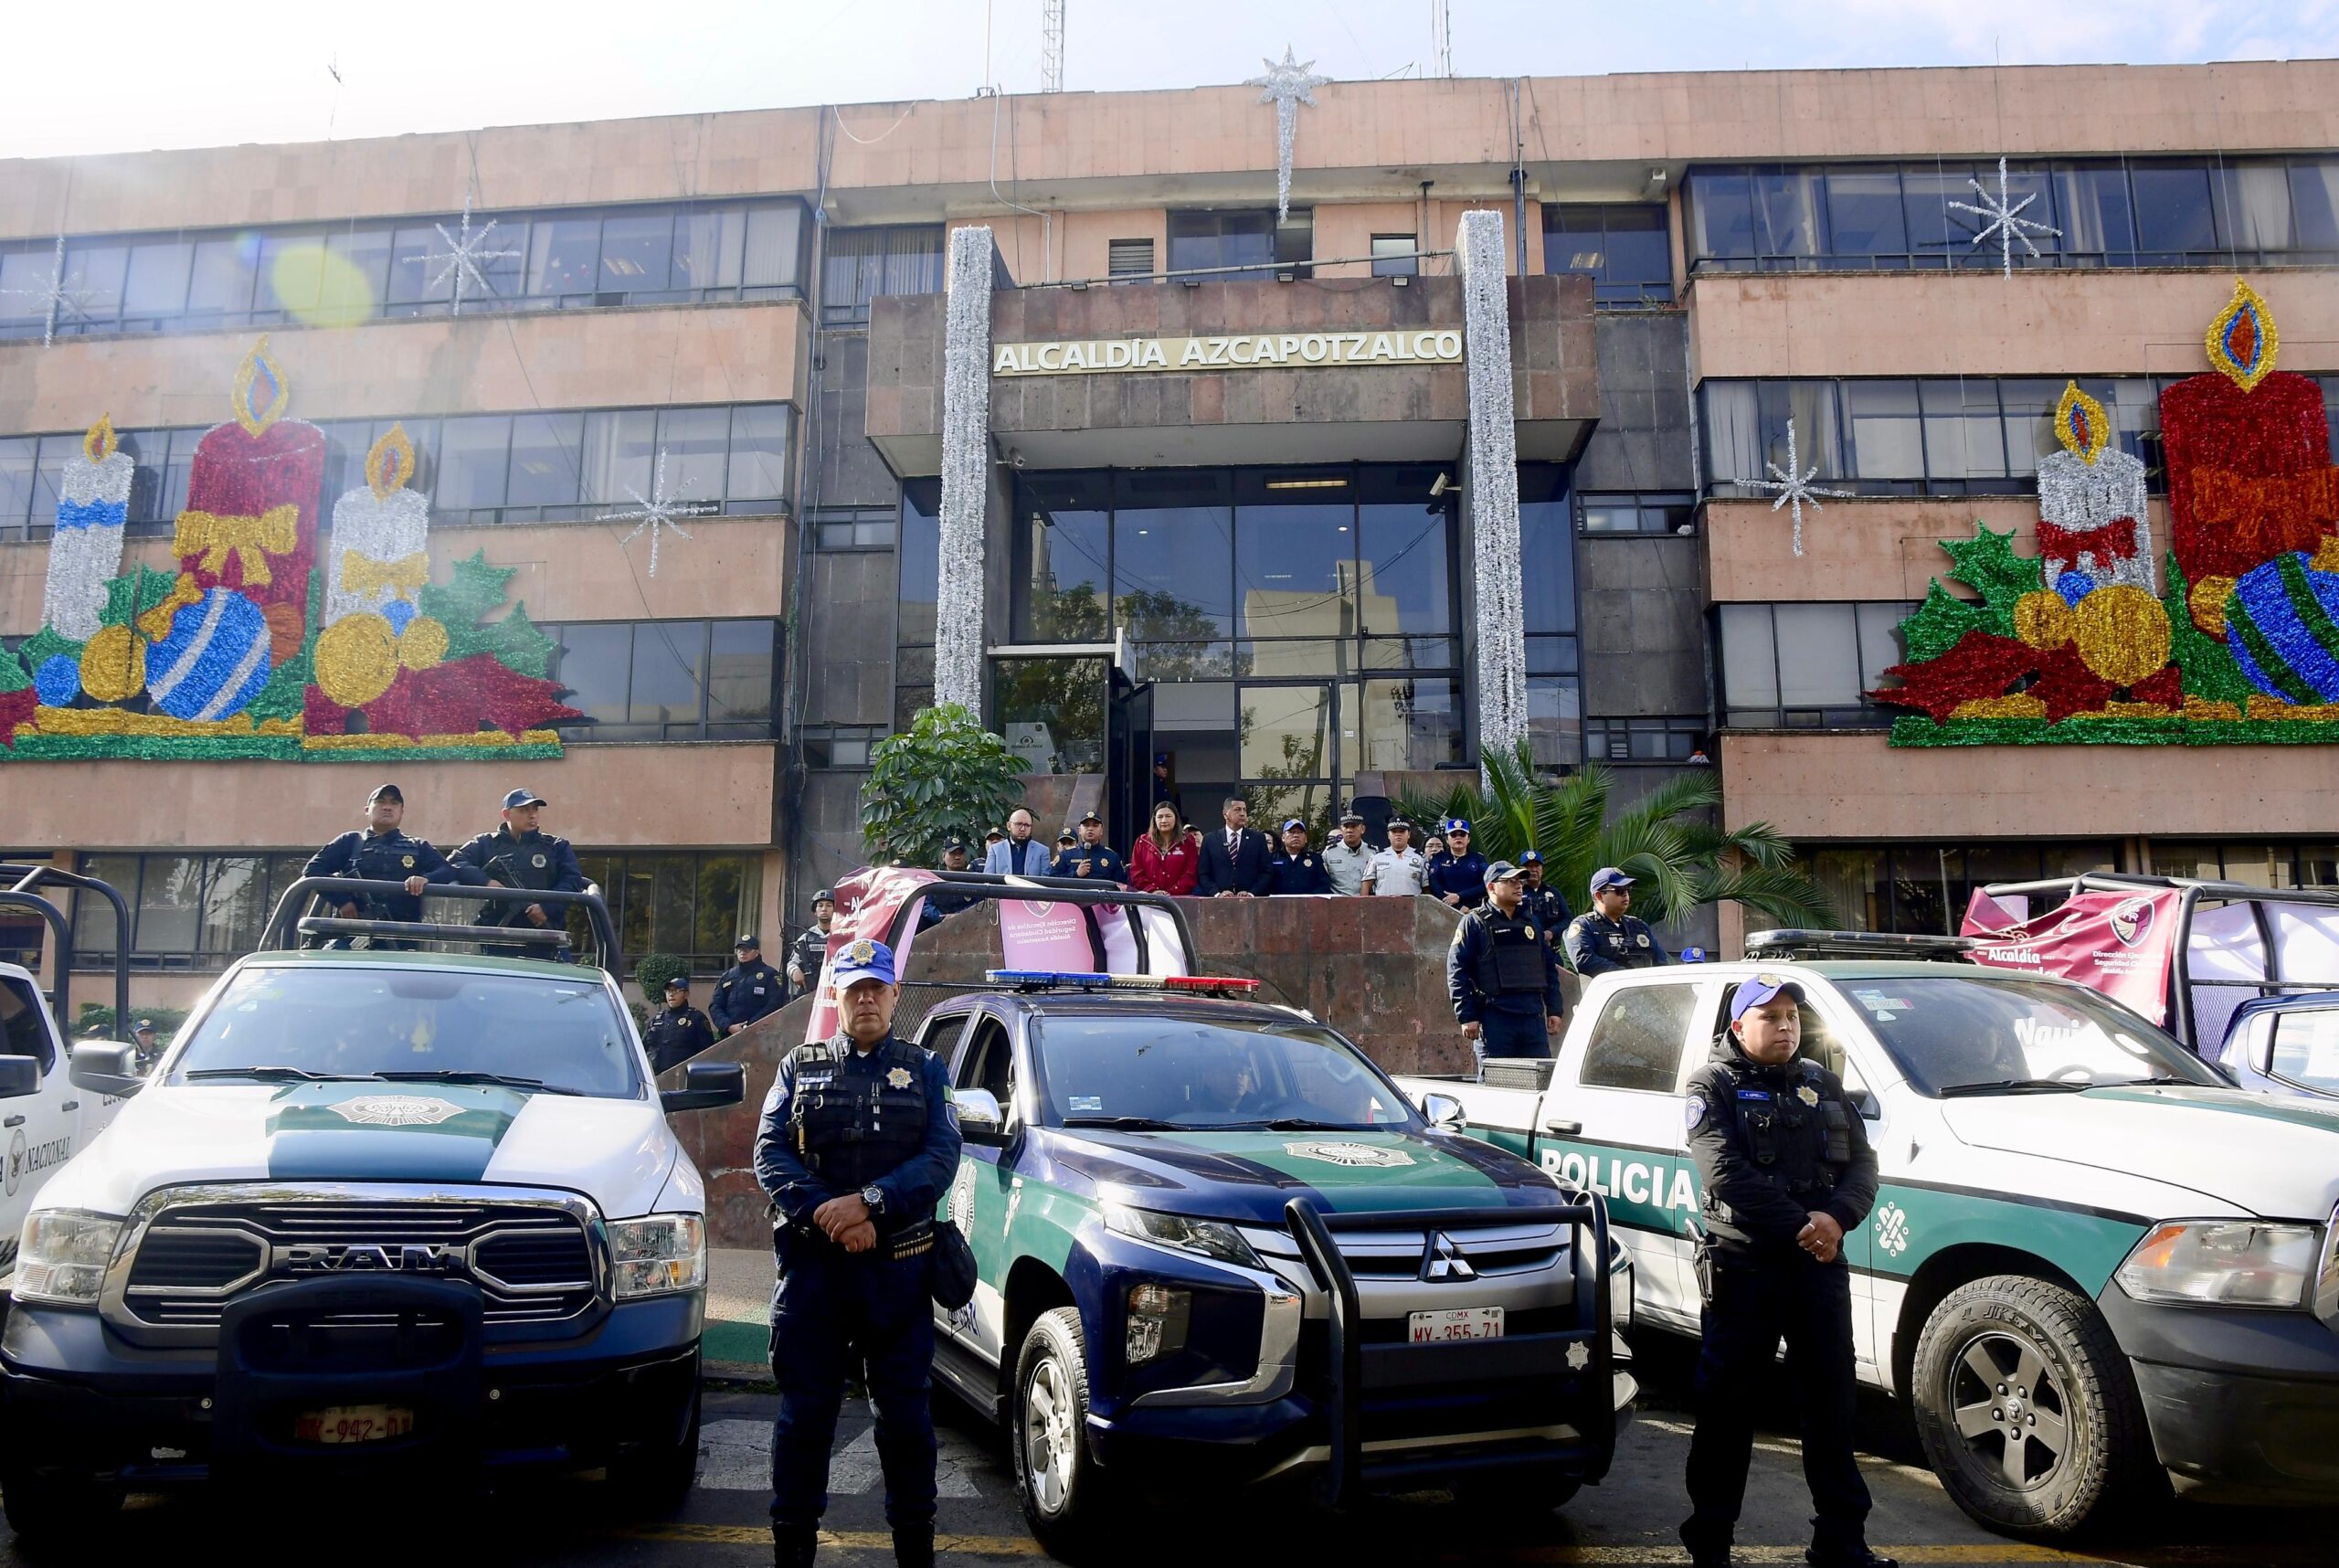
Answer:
[3,62,2336,1012]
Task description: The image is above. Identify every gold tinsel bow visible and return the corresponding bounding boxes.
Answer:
[135,572,206,641]
[340,550,430,601]
[174,503,300,586]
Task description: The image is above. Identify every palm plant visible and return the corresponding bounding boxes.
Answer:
[1398,741,1836,929]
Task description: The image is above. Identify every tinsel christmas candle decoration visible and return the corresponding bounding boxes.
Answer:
[172,336,325,656]
[1457,209,1528,764]
[2035,382,2151,593]
[320,424,445,707]
[39,415,132,642]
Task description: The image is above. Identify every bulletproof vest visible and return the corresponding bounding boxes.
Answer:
[1585,916,1659,969]
[1472,910,1551,995]
[1705,1053,1850,1213]
[787,1036,930,1195]
[482,831,564,890]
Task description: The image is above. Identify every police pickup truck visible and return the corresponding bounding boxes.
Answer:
[905,967,1635,1558]
[0,878,742,1552]
[1402,939,2339,1539]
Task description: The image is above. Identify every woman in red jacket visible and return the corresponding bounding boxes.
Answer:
[1128,802,1199,895]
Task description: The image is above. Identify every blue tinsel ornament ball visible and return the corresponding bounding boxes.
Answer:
[32,654,81,706]
[144,588,274,722]
[2225,553,2339,705]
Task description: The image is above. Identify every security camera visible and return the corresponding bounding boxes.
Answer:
[1010,449,1027,469]
[1429,472,1452,497]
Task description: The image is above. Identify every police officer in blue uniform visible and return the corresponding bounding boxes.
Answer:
[450,787,587,951]
[1427,817,1489,909]
[302,782,460,946]
[1518,850,1572,945]
[1051,811,1127,883]
[919,842,980,930]
[1682,975,1889,1568]
[1447,862,1565,1062]
[1266,818,1332,895]
[1565,866,1671,975]
[756,938,961,1568]
[711,934,788,1037]
[642,974,716,1074]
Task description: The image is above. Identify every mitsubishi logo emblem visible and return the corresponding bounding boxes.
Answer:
[1422,1232,1476,1282]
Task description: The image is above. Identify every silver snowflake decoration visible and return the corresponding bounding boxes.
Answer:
[1738,418,1854,556]
[1,235,105,347]
[424,195,521,315]
[597,449,703,577]
[1246,47,1329,224]
[1948,157,2061,279]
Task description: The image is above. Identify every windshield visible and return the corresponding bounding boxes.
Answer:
[170,966,641,1099]
[1842,977,2223,1096]
[1033,1013,1418,1131]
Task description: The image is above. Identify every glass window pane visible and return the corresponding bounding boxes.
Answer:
[2214,162,2295,253]
[76,854,138,956]
[200,855,267,955]
[657,406,730,503]
[1239,683,1331,780]
[1527,674,1581,768]
[386,225,452,307]
[578,409,658,504]
[1701,381,1762,488]
[647,854,695,956]
[1519,465,1577,632]
[994,656,1107,776]
[2289,159,2339,251]
[1760,382,1845,479]
[898,481,941,648]
[1720,603,1779,710]
[1901,165,1975,265]
[707,620,775,727]
[2054,164,2136,262]
[1920,380,2006,480]
[1688,171,1756,260]
[2133,164,2217,260]
[258,233,324,313]
[599,212,672,292]
[527,216,603,297]
[743,205,803,290]
[1351,676,1462,772]
[507,412,585,506]
[30,435,74,532]
[1356,499,1451,637]
[1773,604,1861,708]
[1370,235,1418,278]
[673,209,745,291]
[433,415,512,512]
[1115,471,1233,638]
[190,236,261,317]
[1843,380,1923,479]
[122,241,193,319]
[1752,170,1822,258]
[725,405,788,501]
[1236,481,1353,640]
[554,623,632,727]
[1825,168,1907,259]
[695,855,751,963]
[0,250,54,332]
[1856,602,1911,688]
[630,620,704,733]
[1602,206,1669,287]
[59,244,126,324]
[1012,473,1111,641]
[115,427,169,523]
[324,227,394,318]
[0,438,35,536]
[135,854,203,954]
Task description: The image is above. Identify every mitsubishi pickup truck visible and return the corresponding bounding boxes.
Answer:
[904,964,1635,1558]
[1400,937,2339,1540]
[0,877,742,1552]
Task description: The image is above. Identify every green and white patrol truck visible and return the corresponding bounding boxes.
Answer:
[1402,941,2339,1539]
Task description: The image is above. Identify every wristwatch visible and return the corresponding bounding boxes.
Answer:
[860,1183,885,1214]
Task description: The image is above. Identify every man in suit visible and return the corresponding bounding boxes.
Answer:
[1195,796,1275,899]
[982,809,1051,877]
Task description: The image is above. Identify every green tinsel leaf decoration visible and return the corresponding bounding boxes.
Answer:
[417,549,519,632]
[17,626,83,672]
[1900,582,1997,664]
[0,646,27,694]
[245,626,315,722]
[2162,551,2258,706]
[1942,524,2044,620]
[99,565,182,630]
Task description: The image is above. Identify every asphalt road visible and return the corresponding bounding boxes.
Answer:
[5,1334,2327,1566]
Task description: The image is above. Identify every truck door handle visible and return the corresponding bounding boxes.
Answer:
[1542,1117,1582,1135]
[1,1116,22,1128]
[59,1101,78,1112]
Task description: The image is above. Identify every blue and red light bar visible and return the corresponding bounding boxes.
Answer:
[986,969,1262,997]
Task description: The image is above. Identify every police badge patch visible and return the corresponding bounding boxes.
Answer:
[1797,1085,1821,1107]
[531,853,547,869]
[847,938,877,965]
[401,855,415,868]
[886,1066,913,1089]
[1686,1094,1708,1131]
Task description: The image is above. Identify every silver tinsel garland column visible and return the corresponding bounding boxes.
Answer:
[1457,209,1528,771]
[936,226,995,713]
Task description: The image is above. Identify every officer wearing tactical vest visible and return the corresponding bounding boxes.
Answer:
[755,938,960,1568]
[1681,975,1889,1568]
[1447,861,1565,1063]
[785,890,837,1001]
[450,787,587,952]
[642,974,716,1074]
[302,782,460,946]
[1565,865,1670,975]
[1518,850,1572,947]
[712,934,787,1036]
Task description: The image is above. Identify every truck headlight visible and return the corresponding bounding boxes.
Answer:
[14,1210,124,1307]
[609,1214,706,1299]
[2116,1220,2321,1308]
[1124,1282,1192,1367]
[1103,1204,1264,1271]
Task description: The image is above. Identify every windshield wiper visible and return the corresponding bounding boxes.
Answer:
[1061,1116,1188,1131]
[371,1069,578,1096]
[2084,1075,2198,1089]
[185,1066,377,1082]
[1256,1117,1368,1131]
[1937,1078,2091,1097]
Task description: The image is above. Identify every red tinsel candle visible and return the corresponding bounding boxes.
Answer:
[174,337,324,624]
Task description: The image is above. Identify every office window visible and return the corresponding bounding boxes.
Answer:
[1805,842,2123,935]
[1579,492,1695,535]
[1107,238,1155,281]
[1371,235,1418,278]
[820,226,947,326]
[1166,208,1312,281]
[1544,204,1672,305]
[1719,601,1914,728]
[1585,717,1708,763]
[812,506,896,550]
[801,725,884,768]
[71,851,314,971]
[537,619,779,742]
[554,851,763,979]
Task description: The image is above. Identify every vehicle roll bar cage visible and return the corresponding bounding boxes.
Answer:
[259,877,620,965]
[878,871,1201,975]
[0,863,131,1028]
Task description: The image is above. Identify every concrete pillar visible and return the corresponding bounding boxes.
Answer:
[1456,209,1527,772]
[936,226,996,713]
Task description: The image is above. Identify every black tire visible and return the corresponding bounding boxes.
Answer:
[1010,1306,1114,1560]
[1,1465,122,1557]
[609,1381,702,1516]
[1909,1274,2155,1538]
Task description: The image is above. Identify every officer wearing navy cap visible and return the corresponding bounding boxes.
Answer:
[920,841,980,929]
[1681,975,1888,1568]
[302,782,460,945]
[1565,866,1669,975]
[1052,810,1127,883]
[450,787,587,947]
[786,890,837,1001]
[1426,817,1489,909]
[711,934,787,1037]
[757,938,960,1568]
[1266,818,1332,895]
[1448,861,1564,1065]
[642,973,716,1074]
[1518,850,1572,948]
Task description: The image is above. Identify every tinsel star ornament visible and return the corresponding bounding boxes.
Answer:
[1,235,105,347]
[1738,419,1853,556]
[424,195,521,315]
[1245,47,1330,224]
[598,450,699,577]
[1950,157,2061,279]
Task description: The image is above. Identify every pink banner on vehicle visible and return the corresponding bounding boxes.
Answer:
[802,865,937,1044]
[998,893,1098,971]
[1959,887,2182,1024]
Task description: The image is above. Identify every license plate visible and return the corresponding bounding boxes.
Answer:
[1409,1306,1504,1343]
[293,1405,415,1446]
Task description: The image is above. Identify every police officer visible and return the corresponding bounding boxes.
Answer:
[785,890,837,1001]
[1565,866,1670,975]
[1682,976,1889,1568]
[1427,818,1489,909]
[450,787,587,949]
[1266,819,1332,895]
[1052,811,1127,882]
[712,934,788,1037]
[1518,850,1572,945]
[643,974,716,1075]
[1447,862,1564,1065]
[920,841,980,930]
[1320,811,1374,896]
[302,782,459,945]
[755,938,961,1568]
[131,1019,161,1074]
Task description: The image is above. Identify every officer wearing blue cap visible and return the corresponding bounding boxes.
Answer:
[1427,818,1489,909]
[450,787,586,950]
[1266,818,1332,895]
[1565,866,1669,975]
[1680,975,1887,1568]
[1448,861,1564,1064]
[1517,851,1572,949]
[302,783,460,946]
[756,938,960,1568]
[711,933,787,1036]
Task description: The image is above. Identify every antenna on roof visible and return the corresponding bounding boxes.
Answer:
[1430,0,1454,78]
[1041,0,1065,92]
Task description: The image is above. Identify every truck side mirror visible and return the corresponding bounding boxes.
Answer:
[69,1042,145,1099]
[1420,1091,1466,1131]
[0,1054,38,1099]
[660,1060,744,1113]
[955,1087,1009,1146]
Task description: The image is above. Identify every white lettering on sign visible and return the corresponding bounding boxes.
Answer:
[991,329,1466,377]
[1541,1148,1698,1213]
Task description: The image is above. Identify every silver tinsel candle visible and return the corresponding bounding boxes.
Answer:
[1457,210,1528,772]
[936,226,995,713]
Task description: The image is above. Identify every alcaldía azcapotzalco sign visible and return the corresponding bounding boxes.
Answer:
[991,328,1464,377]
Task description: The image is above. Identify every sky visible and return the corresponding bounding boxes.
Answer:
[5,0,2334,161]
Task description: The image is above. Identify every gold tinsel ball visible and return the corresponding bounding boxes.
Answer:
[2188,575,2238,638]
[2073,585,2172,686]
[79,625,147,702]
[397,616,450,672]
[2014,590,2076,649]
[314,613,400,707]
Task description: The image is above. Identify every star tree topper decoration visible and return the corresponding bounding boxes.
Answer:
[424,194,522,316]
[597,449,711,577]
[1949,157,2061,279]
[1737,418,1854,556]
[0,235,106,347]
[1246,47,1329,224]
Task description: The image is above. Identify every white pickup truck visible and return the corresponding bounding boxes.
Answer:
[1399,940,2339,1540]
